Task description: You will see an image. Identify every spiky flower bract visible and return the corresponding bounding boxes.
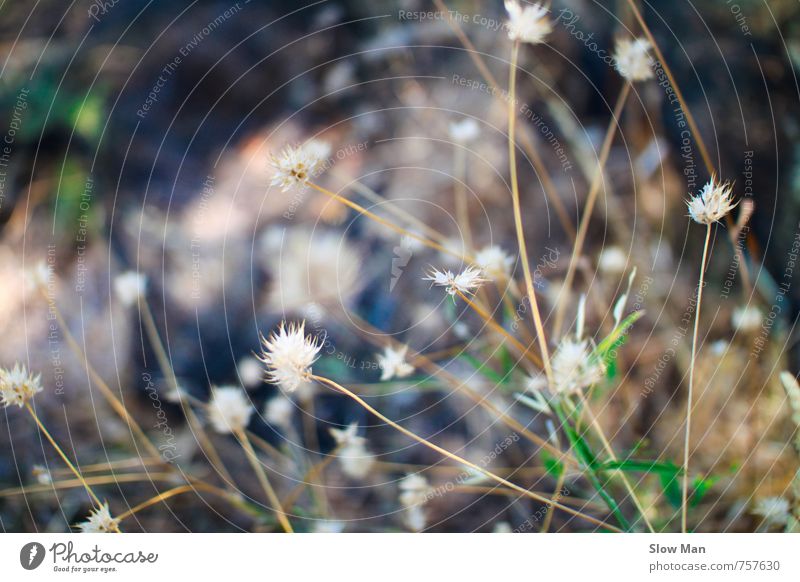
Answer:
[76,502,118,533]
[504,0,552,45]
[551,338,606,395]
[0,363,43,408]
[687,178,737,224]
[207,386,253,434]
[259,321,322,392]
[376,345,414,381]
[613,38,654,82]
[270,141,330,192]
[424,266,487,298]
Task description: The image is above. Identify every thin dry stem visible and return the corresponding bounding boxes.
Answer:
[553,83,631,339]
[683,223,712,532]
[308,182,470,262]
[313,374,621,532]
[507,41,554,385]
[234,429,294,533]
[26,403,103,508]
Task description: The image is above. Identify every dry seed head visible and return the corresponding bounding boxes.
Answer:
[732,305,762,333]
[264,396,295,431]
[752,496,790,528]
[114,271,148,307]
[330,422,375,479]
[259,321,322,392]
[270,141,330,192]
[207,386,253,434]
[551,338,605,395]
[475,245,514,280]
[598,246,628,275]
[424,266,487,297]
[613,38,654,82]
[504,1,552,45]
[0,363,43,408]
[687,178,737,224]
[76,502,118,533]
[448,118,480,143]
[376,345,414,381]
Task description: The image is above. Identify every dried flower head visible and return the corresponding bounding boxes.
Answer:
[424,266,487,298]
[613,38,654,82]
[26,260,52,293]
[399,473,430,531]
[551,338,605,395]
[475,245,514,280]
[598,246,628,275]
[270,141,329,192]
[448,118,480,143]
[752,496,790,529]
[114,271,148,307]
[264,396,295,431]
[504,0,552,45]
[687,179,737,225]
[376,345,414,381]
[76,502,118,533]
[32,465,52,485]
[732,305,762,333]
[330,422,375,479]
[207,386,253,434]
[0,363,43,408]
[237,356,264,389]
[259,321,322,392]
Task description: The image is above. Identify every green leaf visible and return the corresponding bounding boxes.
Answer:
[601,459,683,479]
[596,311,644,357]
[541,450,564,478]
[457,352,506,386]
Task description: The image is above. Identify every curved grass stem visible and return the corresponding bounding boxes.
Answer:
[312,374,621,532]
[234,429,294,533]
[507,41,554,386]
[682,223,712,532]
[307,182,471,262]
[553,83,630,339]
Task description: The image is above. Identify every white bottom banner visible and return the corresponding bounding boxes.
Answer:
[1,533,798,580]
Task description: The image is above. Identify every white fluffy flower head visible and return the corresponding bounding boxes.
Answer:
[448,118,480,143]
[259,321,322,392]
[114,271,147,307]
[475,245,514,280]
[0,363,43,408]
[270,141,329,192]
[504,1,552,45]
[614,38,654,82]
[207,386,253,434]
[687,178,737,225]
[752,496,790,528]
[598,246,628,275]
[377,345,414,381]
[551,338,605,395]
[264,396,295,430]
[76,502,118,533]
[424,266,487,298]
[330,422,375,479]
[732,305,762,333]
